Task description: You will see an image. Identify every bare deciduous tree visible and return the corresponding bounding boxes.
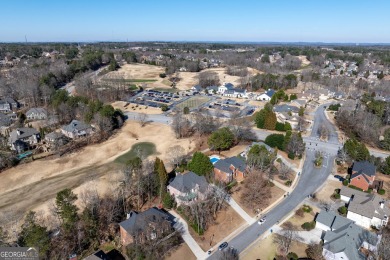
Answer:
[241,170,271,211]
[306,242,325,260]
[273,222,299,256]
[278,162,291,180]
[171,112,192,138]
[318,123,329,140]
[137,112,149,127]
[167,145,186,167]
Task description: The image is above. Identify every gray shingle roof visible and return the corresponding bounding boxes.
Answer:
[0,113,11,127]
[352,161,376,177]
[323,222,378,260]
[169,171,209,194]
[316,210,353,230]
[119,207,171,236]
[9,127,39,143]
[26,107,47,117]
[273,104,300,113]
[214,156,246,173]
[84,250,109,260]
[62,120,91,133]
[340,186,390,219]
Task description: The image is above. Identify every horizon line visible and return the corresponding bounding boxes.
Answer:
[1,40,390,46]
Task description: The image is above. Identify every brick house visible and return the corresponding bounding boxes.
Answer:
[167,171,210,206]
[349,161,376,191]
[213,156,247,183]
[119,207,174,246]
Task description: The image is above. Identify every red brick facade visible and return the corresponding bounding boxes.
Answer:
[214,166,246,183]
[120,226,134,246]
[350,174,375,191]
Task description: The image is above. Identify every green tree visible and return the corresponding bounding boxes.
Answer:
[55,189,79,233]
[187,152,213,176]
[298,107,305,117]
[265,134,285,150]
[157,158,168,200]
[162,192,175,209]
[264,111,277,130]
[161,104,169,111]
[261,54,270,63]
[208,127,235,152]
[255,109,267,128]
[247,144,276,170]
[344,139,370,161]
[183,106,190,114]
[18,211,50,258]
[382,156,390,175]
[284,122,292,131]
[289,94,297,100]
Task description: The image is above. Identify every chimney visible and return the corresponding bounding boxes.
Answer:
[380,202,384,209]
[16,129,21,135]
[126,213,130,219]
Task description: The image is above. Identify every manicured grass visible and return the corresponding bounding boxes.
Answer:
[114,142,157,164]
[175,96,210,110]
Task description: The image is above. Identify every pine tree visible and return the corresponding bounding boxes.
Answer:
[55,189,79,233]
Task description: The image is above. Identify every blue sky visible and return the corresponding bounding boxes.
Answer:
[1,0,389,43]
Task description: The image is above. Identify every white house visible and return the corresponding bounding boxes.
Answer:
[340,186,390,229]
[61,120,93,139]
[256,89,275,101]
[222,88,247,98]
[218,82,234,94]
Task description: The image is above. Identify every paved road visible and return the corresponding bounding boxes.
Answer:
[207,104,338,260]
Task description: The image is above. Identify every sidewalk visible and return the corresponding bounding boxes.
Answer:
[227,197,255,224]
[169,210,207,260]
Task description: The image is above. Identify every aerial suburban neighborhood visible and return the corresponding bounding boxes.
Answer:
[1,1,390,260]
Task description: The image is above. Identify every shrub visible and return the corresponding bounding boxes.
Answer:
[378,189,386,195]
[275,122,286,131]
[338,206,347,215]
[287,252,298,260]
[162,193,175,209]
[159,73,166,78]
[285,180,292,186]
[161,104,169,111]
[265,134,285,150]
[288,152,295,160]
[183,106,190,114]
[366,188,373,193]
[301,221,315,231]
[342,179,349,186]
[348,185,363,191]
[333,193,341,199]
[302,204,312,213]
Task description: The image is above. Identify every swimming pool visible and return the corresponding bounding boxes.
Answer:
[210,156,220,164]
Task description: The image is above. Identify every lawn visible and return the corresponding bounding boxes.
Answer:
[165,243,196,260]
[241,234,308,260]
[175,96,211,110]
[114,142,157,164]
[102,78,157,83]
[187,204,245,251]
[153,87,178,93]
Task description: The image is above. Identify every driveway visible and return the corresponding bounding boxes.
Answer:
[227,197,255,224]
[169,210,207,259]
[273,226,322,244]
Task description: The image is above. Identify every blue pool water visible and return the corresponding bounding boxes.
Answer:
[210,157,220,164]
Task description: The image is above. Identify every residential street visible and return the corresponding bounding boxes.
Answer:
[207,104,338,259]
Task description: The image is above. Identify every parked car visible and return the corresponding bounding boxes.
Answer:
[334,175,344,181]
[218,242,228,251]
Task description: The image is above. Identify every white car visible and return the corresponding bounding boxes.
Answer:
[258,218,266,225]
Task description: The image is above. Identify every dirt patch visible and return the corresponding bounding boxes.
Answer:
[231,183,285,217]
[376,173,390,199]
[165,243,196,260]
[112,101,163,115]
[241,234,308,260]
[219,144,247,158]
[188,205,245,252]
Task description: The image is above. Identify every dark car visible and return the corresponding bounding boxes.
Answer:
[218,242,228,251]
[334,175,344,181]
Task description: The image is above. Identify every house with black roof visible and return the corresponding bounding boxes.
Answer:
[119,207,174,246]
[349,161,376,191]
